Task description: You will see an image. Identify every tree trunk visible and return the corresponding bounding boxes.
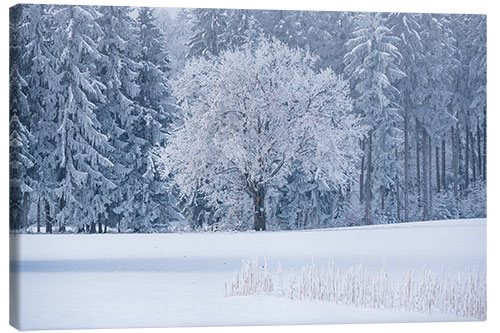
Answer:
[380,186,385,212]
[359,138,365,202]
[416,121,421,202]
[253,186,266,231]
[396,175,401,222]
[477,123,481,182]
[422,129,429,220]
[364,131,373,225]
[435,146,440,192]
[37,196,41,233]
[482,120,486,181]
[98,220,103,234]
[428,134,432,218]
[22,192,29,232]
[404,109,409,222]
[452,126,459,198]
[465,123,470,190]
[90,222,96,234]
[45,201,51,234]
[471,129,476,183]
[441,137,446,191]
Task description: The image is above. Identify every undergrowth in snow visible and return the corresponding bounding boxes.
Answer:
[225,256,486,320]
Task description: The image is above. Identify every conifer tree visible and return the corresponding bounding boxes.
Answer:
[52,5,115,231]
[344,13,406,224]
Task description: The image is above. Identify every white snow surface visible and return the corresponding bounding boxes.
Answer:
[10,218,486,330]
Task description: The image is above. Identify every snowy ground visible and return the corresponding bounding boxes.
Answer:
[10,218,486,330]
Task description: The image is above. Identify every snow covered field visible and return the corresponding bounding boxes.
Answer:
[10,218,486,330]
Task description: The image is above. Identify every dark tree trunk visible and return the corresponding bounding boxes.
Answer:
[396,175,401,222]
[465,123,470,190]
[359,138,365,202]
[364,131,373,225]
[436,146,440,192]
[477,123,482,182]
[404,109,409,222]
[37,197,41,233]
[90,222,96,234]
[253,186,266,231]
[45,201,51,234]
[441,137,446,191]
[482,120,486,181]
[428,134,432,218]
[453,125,459,198]
[422,129,429,220]
[98,221,103,234]
[471,129,476,183]
[380,186,385,212]
[22,192,29,232]
[416,121,421,202]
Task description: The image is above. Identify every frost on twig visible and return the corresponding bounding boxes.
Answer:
[224,256,273,297]
[225,257,486,320]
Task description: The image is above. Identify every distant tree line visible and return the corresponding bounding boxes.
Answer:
[10,5,486,233]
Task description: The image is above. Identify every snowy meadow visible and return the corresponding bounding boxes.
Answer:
[9,4,486,330]
[10,219,486,329]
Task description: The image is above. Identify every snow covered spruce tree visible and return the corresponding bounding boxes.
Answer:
[162,39,365,231]
[93,7,181,233]
[187,8,259,59]
[51,5,116,232]
[95,6,142,233]
[22,4,63,233]
[134,7,182,231]
[413,14,457,220]
[387,13,425,222]
[344,13,406,225]
[9,5,34,231]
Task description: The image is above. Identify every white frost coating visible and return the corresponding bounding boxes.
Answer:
[161,38,366,226]
[226,256,486,320]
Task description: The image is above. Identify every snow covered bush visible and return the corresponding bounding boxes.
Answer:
[342,197,365,226]
[162,38,366,231]
[457,181,487,219]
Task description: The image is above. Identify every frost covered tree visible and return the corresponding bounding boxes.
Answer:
[254,10,352,73]
[133,7,182,231]
[187,8,227,58]
[467,15,487,183]
[22,4,62,233]
[96,6,142,232]
[388,13,424,222]
[413,14,457,220]
[9,5,33,231]
[9,62,34,231]
[344,13,406,224]
[51,5,115,231]
[163,39,365,231]
[457,15,486,187]
[275,167,347,229]
[187,8,258,58]
[155,9,193,77]
[95,7,181,232]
